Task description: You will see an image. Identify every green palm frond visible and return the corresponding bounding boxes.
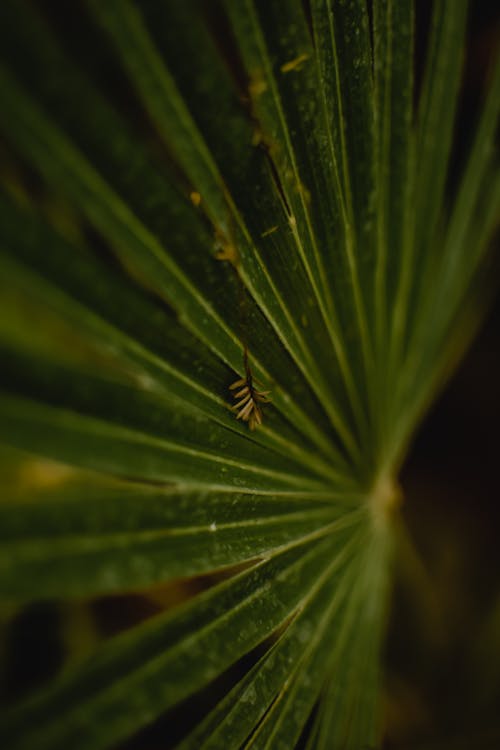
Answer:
[0,1,498,748]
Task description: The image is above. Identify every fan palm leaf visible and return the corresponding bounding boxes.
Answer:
[0,1,498,748]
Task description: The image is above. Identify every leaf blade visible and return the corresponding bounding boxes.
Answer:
[1,534,357,750]
[0,484,359,599]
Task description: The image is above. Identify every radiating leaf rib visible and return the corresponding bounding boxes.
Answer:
[385,231,499,477]
[373,0,414,336]
[400,184,500,465]
[255,513,390,750]
[0,347,331,493]
[85,0,228,230]
[313,526,391,750]
[414,0,468,241]
[0,535,345,750]
[245,0,333,315]
[0,64,348,464]
[320,612,384,749]
[311,0,377,461]
[388,56,500,466]
[438,55,500,314]
[0,198,351,485]
[0,393,314,494]
[0,68,237,360]
[222,0,371,458]
[237,0,367,367]
[179,524,364,749]
[382,0,471,463]
[0,35,355,474]
[0,203,231,408]
[310,0,374,407]
[0,485,358,600]
[401,0,468,360]
[82,0,363,463]
[311,0,377,338]
[242,548,368,749]
[178,635,284,750]
[372,0,414,463]
[316,618,381,750]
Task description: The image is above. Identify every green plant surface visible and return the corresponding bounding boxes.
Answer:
[0,0,498,748]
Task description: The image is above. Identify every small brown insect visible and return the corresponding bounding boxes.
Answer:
[229,350,271,430]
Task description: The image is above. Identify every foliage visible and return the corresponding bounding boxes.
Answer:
[0,1,498,748]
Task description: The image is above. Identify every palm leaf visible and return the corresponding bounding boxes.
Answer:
[0,1,498,748]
